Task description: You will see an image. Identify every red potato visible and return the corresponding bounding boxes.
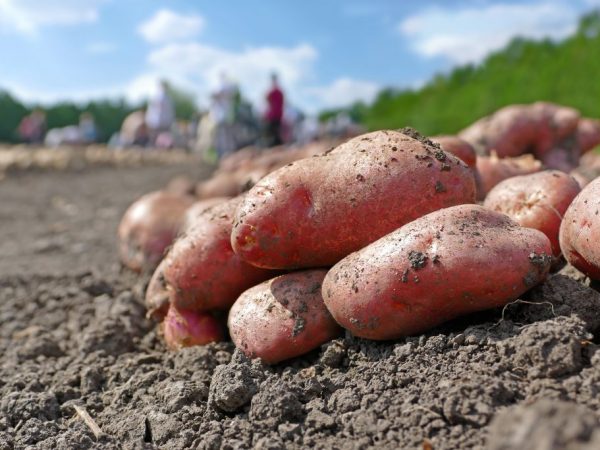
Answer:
[196,172,244,199]
[323,204,552,340]
[483,171,580,256]
[183,197,230,231]
[163,197,278,312]
[576,118,600,153]
[462,105,539,158]
[228,270,342,364]
[164,175,196,196]
[476,152,543,199]
[118,191,194,273]
[162,306,224,350]
[459,102,581,159]
[232,130,476,269]
[145,260,171,320]
[559,178,600,279]
[431,135,477,168]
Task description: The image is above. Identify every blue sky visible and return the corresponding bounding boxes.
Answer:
[0,0,598,112]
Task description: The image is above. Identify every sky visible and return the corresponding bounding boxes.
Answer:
[0,0,598,113]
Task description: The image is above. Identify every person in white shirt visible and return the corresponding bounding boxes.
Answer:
[145,80,175,145]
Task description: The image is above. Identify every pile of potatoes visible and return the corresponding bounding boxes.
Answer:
[118,108,600,364]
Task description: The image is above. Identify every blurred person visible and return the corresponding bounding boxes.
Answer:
[210,73,238,158]
[264,72,284,147]
[17,109,46,144]
[145,80,175,145]
[79,112,98,144]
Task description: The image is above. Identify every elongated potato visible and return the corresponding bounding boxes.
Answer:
[228,270,341,364]
[232,130,476,269]
[162,306,224,350]
[163,197,277,312]
[118,191,194,273]
[323,204,552,340]
[559,178,600,279]
[431,135,477,168]
[483,171,580,256]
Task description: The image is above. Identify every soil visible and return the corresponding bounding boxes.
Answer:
[2,165,600,450]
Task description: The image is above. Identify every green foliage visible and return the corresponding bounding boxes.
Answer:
[326,11,600,136]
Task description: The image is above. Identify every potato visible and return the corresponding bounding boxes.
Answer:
[164,175,196,196]
[145,259,170,321]
[118,191,194,273]
[576,118,600,153]
[483,171,580,256]
[323,204,552,340]
[476,152,543,199]
[232,130,476,269]
[183,197,230,231]
[461,105,539,158]
[162,306,224,350]
[228,270,341,364]
[459,102,581,159]
[559,178,600,279]
[163,197,277,312]
[195,172,243,199]
[431,135,477,168]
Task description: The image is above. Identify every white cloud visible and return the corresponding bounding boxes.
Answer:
[305,78,379,109]
[0,0,107,35]
[399,2,579,64]
[138,9,205,44]
[134,42,319,110]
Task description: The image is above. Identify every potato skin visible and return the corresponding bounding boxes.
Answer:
[163,197,277,312]
[118,191,194,273]
[483,170,580,256]
[228,270,342,364]
[559,178,600,279]
[323,204,552,340]
[431,135,477,168]
[232,130,476,269]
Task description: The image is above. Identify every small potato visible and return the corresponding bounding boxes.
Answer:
[228,270,342,364]
[559,178,600,279]
[476,152,543,199]
[484,170,580,256]
[431,135,477,168]
[145,259,170,321]
[232,130,476,269]
[118,191,194,273]
[162,306,224,350]
[323,204,552,340]
[164,197,277,312]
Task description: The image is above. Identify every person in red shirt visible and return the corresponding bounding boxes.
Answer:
[264,73,284,146]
